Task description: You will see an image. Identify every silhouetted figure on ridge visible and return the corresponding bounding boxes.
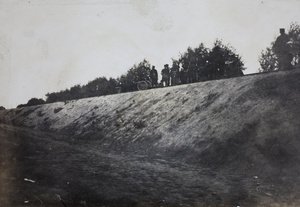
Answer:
[273,28,292,70]
[161,64,170,87]
[150,66,158,87]
[170,64,179,86]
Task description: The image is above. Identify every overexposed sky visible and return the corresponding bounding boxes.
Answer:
[1,0,300,108]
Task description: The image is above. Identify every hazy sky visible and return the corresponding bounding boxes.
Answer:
[1,0,300,108]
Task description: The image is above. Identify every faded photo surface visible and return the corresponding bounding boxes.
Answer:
[1,0,300,206]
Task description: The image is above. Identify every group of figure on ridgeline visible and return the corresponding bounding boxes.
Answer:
[143,64,182,88]
[141,65,160,87]
[161,64,182,87]
[273,28,300,70]
[143,63,201,88]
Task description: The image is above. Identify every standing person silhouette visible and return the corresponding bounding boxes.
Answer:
[273,28,291,70]
[161,64,170,87]
[150,66,158,87]
[170,64,179,86]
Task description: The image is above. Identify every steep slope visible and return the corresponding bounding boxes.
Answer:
[1,69,300,206]
[1,70,299,153]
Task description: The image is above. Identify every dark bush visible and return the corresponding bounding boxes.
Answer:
[17,98,45,108]
[133,120,146,129]
[17,104,26,108]
[27,98,46,106]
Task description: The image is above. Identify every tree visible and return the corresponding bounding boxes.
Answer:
[45,76,119,103]
[259,22,300,72]
[207,40,244,79]
[176,40,244,83]
[287,22,300,65]
[17,98,46,108]
[45,89,74,103]
[118,59,152,92]
[46,92,60,103]
[84,77,118,97]
[178,44,210,83]
[69,84,82,99]
[258,45,277,72]
[27,98,46,106]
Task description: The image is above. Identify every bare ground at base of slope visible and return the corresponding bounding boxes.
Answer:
[1,124,300,207]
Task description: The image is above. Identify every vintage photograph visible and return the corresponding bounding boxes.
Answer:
[1,0,300,206]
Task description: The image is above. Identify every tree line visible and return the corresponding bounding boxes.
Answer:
[16,39,243,107]
[16,21,300,108]
[16,39,245,108]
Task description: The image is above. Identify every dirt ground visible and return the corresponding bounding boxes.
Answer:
[1,70,300,206]
[1,123,300,207]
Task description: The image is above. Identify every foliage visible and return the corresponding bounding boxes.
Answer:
[21,41,245,105]
[207,40,245,79]
[118,59,152,92]
[258,44,277,72]
[177,40,244,83]
[0,106,6,110]
[46,90,71,103]
[287,22,300,57]
[259,22,300,72]
[17,98,46,108]
[82,77,118,98]
[45,77,119,103]
[178,43,210,83]
[27,98,46,106]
